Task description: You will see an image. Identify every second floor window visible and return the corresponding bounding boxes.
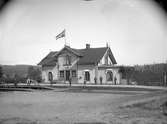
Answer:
[66,55,71,65]
[72,70,76,77]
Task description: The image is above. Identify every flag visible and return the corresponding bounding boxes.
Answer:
[56,29,65,40]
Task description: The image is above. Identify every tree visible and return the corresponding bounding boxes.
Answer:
[27,66,42,83]
[27,66,34,79]
[14,73,20,87]
[163,63,167,86]
[0,66,3,83]
[0,66,3,79]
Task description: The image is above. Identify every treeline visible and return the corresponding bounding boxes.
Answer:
[121,63,167,86]
[0,65,42,84]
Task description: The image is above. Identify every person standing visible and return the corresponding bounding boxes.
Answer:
[100,76,103,85]
[69,74,72,86]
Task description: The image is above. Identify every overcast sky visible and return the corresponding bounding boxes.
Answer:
[0,0,167,65]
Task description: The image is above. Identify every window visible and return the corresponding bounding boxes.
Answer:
[66,55,71,65]
[60,71,64,78]
[72,70,76,77]
[106,71,113,81]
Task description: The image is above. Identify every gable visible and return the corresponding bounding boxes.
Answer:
[58,49,78,64]
[108,48,117,64]
[56,46,82,57]
[99,48,117,65]
[58,49,76,57]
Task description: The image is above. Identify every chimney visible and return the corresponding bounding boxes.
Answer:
[86,44,90,49]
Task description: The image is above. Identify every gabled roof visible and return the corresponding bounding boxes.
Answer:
[38,51,58,66]
[77,47,108,65]
[75,47,117,65]
[38,45,117,66]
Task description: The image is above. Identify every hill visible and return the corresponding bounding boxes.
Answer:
[1,65,39,78]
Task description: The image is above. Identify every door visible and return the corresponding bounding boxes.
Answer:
[85,71,90,81]
[48,72,53,82]
[66,70,70,81]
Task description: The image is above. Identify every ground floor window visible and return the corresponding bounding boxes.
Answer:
[85,71,90,81]
[60,70,64,78]
[48,72,53,81]
[106,71,113,81]
[72,70,76,77]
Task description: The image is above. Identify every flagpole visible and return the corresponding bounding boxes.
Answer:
[64,29,66,46]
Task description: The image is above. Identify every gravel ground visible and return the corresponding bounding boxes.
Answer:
[0,90,166,124]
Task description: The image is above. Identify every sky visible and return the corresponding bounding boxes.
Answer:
[0,0,167,65]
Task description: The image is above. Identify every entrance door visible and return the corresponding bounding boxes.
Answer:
[85,71,90,81]
[48,72,53,82]
[66,70,70,81]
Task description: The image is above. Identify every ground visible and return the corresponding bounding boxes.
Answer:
[0,86,167,124]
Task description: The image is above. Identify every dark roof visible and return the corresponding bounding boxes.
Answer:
[38,51,58,66]
[76,47,117,65]
[77,47,108,65]
[38,46,117,66]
